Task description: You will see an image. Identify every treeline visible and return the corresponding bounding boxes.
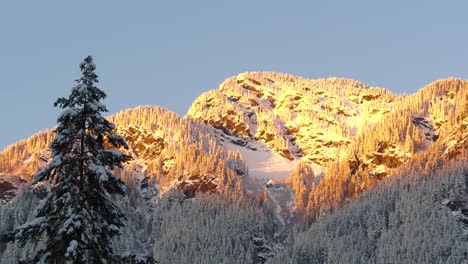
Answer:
[111,106,248,194]
[0,106,249,196]
[0,130,53,180]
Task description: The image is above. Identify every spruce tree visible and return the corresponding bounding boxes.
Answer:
[3,56,132,263]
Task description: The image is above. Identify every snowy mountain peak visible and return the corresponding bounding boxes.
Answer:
[187,72,395,169]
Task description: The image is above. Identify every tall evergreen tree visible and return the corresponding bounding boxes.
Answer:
[2,56,132,263]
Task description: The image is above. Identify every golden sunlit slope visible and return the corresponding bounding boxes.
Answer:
[302,78,468,217]
[0,106,247,201]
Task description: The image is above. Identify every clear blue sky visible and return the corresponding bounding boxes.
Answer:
[1,0,467,150]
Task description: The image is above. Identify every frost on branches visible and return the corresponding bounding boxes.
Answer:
[1,56,154,263]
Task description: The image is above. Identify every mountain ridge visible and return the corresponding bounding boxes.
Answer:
[0,73,461,153]
[1,73,467,221]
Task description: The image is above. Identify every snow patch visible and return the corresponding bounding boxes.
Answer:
[65,240,78,257]
[58,215,81,235]
[18,216,47,230]
[89,163,108,182]
[224,140,297,182]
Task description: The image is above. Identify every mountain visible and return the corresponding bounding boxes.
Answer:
[187,72,467,216]
[0,72,467,263]
[1,72,467,211]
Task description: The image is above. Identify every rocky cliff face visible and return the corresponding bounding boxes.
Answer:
[187,72,400,174]
[187,73,406,177]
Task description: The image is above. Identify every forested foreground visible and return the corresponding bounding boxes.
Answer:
[268,161,468,264]
[0,182,279,264]
[0,162,466,263]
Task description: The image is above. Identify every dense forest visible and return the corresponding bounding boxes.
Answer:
[0,159,466,263]
[269,160,468,264]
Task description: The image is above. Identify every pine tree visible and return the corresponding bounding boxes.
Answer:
[2,56,135,263]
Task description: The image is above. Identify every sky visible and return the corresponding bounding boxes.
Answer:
[1,0,467,150]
